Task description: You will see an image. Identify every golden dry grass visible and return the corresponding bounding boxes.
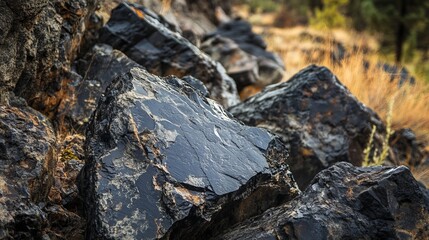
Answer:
[258,26,429,186]
[260,27,429,146]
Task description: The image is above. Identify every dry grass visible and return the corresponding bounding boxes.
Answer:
[259,27,429,146]
[256,26,429,185]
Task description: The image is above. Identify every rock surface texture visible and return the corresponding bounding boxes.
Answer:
[0,96,56,239]
[0,0,99,114]
[218,162,429,240]
[60,44,140,129]
[79,67,299,239]
[202,20,285,91]
[98,3,240,108]
[229,65,389,188]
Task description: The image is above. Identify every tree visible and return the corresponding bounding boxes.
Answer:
[310,0,349,29]
[353,0,429,63]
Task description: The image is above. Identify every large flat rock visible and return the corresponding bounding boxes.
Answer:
[79,67,299,239]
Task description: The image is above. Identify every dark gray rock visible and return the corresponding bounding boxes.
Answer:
[98,2,240,108]
[0,0,99,115]
[217,162,429,240]
[229,65,388,188]
[79,67,299,239]
[377,62,416,85]
[0,96,56,239]
[60,44,211,131]
[60,44,141,129]
[389,128,425,167]
[202,20,285,91]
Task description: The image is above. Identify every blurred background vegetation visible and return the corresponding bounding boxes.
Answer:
[237,0,429,82]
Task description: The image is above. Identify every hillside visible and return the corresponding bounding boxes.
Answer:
[0,0,428,239]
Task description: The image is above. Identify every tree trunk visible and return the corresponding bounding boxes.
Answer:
[395,0,406,63]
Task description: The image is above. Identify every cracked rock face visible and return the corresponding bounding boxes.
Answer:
[218,162,429,240]
[229,65,389,188]
[98,2,240,108]
[202,20,285,91]
[0,0,99,115]
[79,67,299,239]
[60,44,141,129]
[0,96,56,239]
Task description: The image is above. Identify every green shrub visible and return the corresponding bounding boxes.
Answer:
[310,0,349,29]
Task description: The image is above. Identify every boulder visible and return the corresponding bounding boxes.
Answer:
[202,20,285,91]
[79,67,299,239]
[217,162,429,240]
[98,2,240,108]
[389,128,425,167]
[229,65,388,188]
[60,44,140,129]
[0,0,99,115]
[0,96,56,239]
[60,44,211,130]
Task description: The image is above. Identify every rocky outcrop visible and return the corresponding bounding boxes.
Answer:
[0,96,56,239]
[217,162,429,240]
[229,65,389,188]
[0,0,99,115]
[79,67,299,239]
[202,20,285,91]
[59,44,140,129]
[98,2,240,108]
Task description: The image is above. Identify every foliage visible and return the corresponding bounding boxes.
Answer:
[363,97,395,167]
[248,0,281,13]
[310,0,349,29]
[350,0,429,63]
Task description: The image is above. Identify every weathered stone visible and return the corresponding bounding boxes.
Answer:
[0,0,99,115]
[389,128,425,167]
[0,95,56,239]
[229,65,388,188]
[60,44,211,131]
[60,44,140,129]
[377,62,416,85]
[217,162,429,240]
[79,67,299,239]
[50,134,85,210]
[98,2,240,108]
[202,20,285,91]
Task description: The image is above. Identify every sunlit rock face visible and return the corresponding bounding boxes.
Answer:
[202,20,285,91]
[79,67,299,239]
[98,3,240,108]
[0,0,98,115]
[229,65,390,188]
[0,96,56,239]
[217,162,429,240]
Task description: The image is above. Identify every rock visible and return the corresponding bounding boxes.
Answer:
[60,44,211,131]
[202,20,285,91]
[217,162,429,240]
[298,31,348,64]
[98,2,240,108]
[229,65,388,188]
[0,95,56,239]
[50,134,85,211]
[60,44,140,129]
[79,67,299,239]
[389,128,425,167]
[0,0,99,115]
[377,62,416,85]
